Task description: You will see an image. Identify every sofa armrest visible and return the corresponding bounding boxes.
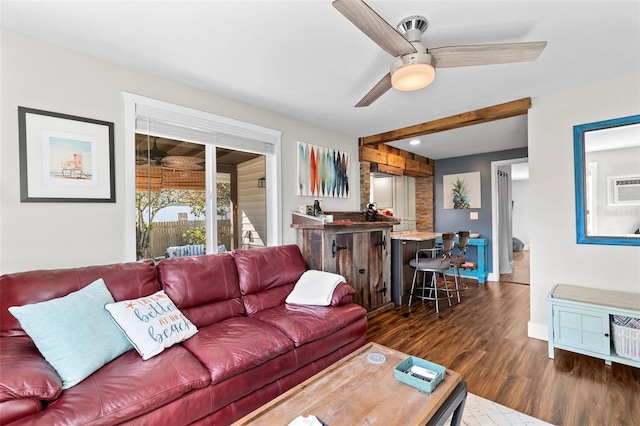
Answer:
[330,283,356,306]
[0,398,42,424]
[0,337,62,403]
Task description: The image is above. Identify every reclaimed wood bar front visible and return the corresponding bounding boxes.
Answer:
[292,212,399,315]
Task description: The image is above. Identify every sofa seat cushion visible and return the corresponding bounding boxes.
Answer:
[20,345,210,425]
[292,317,368,367]
[182,317,294,385]
[251,303,367,347]
[204,348,299,414]
[0,336,62,402]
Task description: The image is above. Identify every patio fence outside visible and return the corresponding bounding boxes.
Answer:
[146,219,231,259]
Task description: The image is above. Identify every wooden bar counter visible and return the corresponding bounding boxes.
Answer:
[293,212,398,314]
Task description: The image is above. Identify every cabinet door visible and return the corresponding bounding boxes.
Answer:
[350,233,372,311]
[367,231,385,310]
[332,233,368,310]
[553,305,610,355]
[372,177,393,208]
[327,230,390,312]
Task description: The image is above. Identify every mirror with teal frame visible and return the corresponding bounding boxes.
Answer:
[574,114,640,246]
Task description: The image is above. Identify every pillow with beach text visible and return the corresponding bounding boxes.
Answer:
[105,290,198,360]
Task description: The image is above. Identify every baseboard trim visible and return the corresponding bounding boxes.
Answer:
[528,321,548,341]
[487,272,499,282]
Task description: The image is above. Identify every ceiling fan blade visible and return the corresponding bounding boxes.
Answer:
[430,41,547,68]
[356,73,392,107]
[333,0,416,57]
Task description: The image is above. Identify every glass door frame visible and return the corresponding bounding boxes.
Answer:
[123,93,282,261]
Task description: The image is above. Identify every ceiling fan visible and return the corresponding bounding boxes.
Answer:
[332,0,547,107]
[137,136,167,165]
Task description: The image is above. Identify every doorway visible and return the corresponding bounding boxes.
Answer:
[490,158,530,284]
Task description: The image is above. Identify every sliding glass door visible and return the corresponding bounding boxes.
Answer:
[135,135,207,260]
[124,93,281,262]
[135,135,267,260]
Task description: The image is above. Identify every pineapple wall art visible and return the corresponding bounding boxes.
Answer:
[443,172,481,209]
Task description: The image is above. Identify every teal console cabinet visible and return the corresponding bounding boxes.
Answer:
[435,237,489,283]
[547,284,640,368]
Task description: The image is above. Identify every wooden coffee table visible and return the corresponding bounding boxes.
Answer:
[233,342,467,426]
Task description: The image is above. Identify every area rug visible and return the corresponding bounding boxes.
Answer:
[446,393,553,426]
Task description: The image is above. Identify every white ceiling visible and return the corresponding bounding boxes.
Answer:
[2,1,639,160]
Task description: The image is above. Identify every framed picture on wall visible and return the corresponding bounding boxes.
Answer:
[18,107,115,202]
[443,171,481,209]
[297,141,350,198]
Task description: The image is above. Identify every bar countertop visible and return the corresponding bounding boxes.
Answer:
[390,231,441,240]
[291,211,399,229]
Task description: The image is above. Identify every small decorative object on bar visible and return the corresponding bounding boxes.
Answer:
[362,202,379,222]
[297,141,350,198]
[313,199,323,217]
[18,107,115,202]
[443,171,481,209]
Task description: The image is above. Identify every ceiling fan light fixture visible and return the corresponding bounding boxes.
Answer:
[391,53,435,91]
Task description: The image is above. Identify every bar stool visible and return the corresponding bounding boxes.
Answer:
[408,233,456,313]
[449,231,471,295]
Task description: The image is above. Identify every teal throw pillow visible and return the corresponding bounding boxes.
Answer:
[8,278,133,389]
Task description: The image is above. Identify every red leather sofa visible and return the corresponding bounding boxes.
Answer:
[0,244,367,425]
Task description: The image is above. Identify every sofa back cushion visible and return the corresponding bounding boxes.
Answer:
[232,245,307,315]
[157,253,245,327]
[0,260,159,337]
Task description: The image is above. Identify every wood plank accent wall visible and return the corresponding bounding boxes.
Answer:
[359,145,434,178]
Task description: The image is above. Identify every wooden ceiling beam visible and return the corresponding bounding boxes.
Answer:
[359,97,531,146]
[359,145,434,177]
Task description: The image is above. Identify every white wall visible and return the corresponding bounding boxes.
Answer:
[589,146,640,235]
[511,179,530,249]
[528,73,640,340]
[0,29,359,274]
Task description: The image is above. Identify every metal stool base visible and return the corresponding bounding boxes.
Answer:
[408,269,453,314]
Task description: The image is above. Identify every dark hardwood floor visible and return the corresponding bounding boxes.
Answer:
[367,279,640,426]
[500,250,530,285]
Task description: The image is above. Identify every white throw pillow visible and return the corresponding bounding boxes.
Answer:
[105,290,198,360]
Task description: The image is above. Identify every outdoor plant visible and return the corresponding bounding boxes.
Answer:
[135,189,205,259]
[183,227,206,245]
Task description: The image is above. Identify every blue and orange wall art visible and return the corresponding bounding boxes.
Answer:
[297,141,350,198]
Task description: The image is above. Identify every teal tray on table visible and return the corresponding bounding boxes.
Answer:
[394,356,446,393]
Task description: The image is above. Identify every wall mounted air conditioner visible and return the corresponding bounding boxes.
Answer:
[608,175,640,205]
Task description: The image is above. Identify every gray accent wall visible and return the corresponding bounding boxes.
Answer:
[435,147,528,273]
